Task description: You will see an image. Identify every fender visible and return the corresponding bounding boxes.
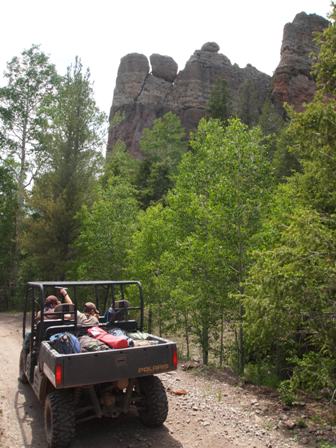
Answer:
[32,366,50,402]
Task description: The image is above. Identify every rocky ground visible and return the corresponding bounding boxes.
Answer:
[0,312,335,448]
[162,368,336,448]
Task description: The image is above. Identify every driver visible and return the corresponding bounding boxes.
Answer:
[35,295,61,321]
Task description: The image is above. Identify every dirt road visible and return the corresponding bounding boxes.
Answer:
[0,313,335,448]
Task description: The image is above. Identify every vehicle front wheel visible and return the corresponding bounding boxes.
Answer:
[18,349,28,384]
[138,375,168,427]
[44,390,75,448]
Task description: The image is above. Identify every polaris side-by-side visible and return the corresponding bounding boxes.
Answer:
[19,280,177,448]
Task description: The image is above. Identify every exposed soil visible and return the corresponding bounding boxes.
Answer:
[0,312,335,448]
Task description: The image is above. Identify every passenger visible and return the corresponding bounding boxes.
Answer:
[28,295,62,355]
[105,299,129,322]
[59,288,99,326]
[35,295,61,321]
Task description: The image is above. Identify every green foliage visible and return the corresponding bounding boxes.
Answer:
[0,45,59,295]
[101,140,139,188]
[244,362,280,388]
[22,58,106,280]
[74,179,139,280]
[110,111,125,128]
[313,4,336,95]
[271,124,302,181]
[208,79,231,123]
[127,203,174,333]
[243,8,336,392]
[0,44,59,189]
[138,112,187,206]
[244,207,336,373]
[285,99,336,214]
[74,140,139,281]
[140,112,186,165]
[132,117,273,363]
[258,98,285,136]
[137,159,172,207]
[173,118,272,364]
[289,352,336,394]
[278,380,297,406]
[319,442,336,448]
[236,79,261,127]
[43,57,106,165]
[0,159,17,306]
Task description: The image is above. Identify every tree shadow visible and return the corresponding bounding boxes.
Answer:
[15,382,183,448]
[15,381,45,447]
[73,411,183,448]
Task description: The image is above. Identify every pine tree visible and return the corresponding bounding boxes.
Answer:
[23,58,106,280]
[138,112,187,207]
[0,159,17,307]
[74,141,139,280]
[243,5,336,392]
[207,79,231,123]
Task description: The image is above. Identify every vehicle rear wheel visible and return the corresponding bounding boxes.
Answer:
[138,375,168,427]
[44,390,75,448]
[18,349,28,384]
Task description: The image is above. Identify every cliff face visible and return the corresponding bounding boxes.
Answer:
[107,12,329,156]
[271,12,329,112]
[107,43,270,157]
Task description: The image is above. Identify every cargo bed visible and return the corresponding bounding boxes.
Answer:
[39,335,177,388]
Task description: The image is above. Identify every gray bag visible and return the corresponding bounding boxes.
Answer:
[79,335,110,352]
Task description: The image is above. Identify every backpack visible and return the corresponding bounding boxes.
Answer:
[78,335,110,352]
[49,332,81,354]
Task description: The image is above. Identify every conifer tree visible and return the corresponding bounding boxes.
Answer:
[74,142,139,280]
[138,112,187,207]
[23,58,106,280]
[0,160,17,307]
[244,5,336,392]
[208,79,231,123]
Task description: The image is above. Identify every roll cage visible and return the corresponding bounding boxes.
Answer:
[23,280,144,353]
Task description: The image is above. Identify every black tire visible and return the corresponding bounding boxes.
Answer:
[44,390,75,448]
[18,349,28,384]
[138,375,168,427]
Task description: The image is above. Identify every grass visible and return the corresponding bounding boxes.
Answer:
[216,389,223,402]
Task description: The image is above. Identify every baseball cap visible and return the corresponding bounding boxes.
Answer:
[84,302,99,314]
[45,295,59,308]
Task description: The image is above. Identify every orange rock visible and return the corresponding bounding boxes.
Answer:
[171,389,188,396]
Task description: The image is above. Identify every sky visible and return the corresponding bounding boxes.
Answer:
[0,0,332,116]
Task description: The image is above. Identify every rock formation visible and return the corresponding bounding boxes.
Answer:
[107,12,329,157]
[271,12,329,112]
[107,43,271,156]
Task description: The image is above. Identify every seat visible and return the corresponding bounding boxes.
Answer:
[36,304,76,341]
[53,303,76,319]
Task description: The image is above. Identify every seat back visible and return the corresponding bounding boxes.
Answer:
[36,304,76,342]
